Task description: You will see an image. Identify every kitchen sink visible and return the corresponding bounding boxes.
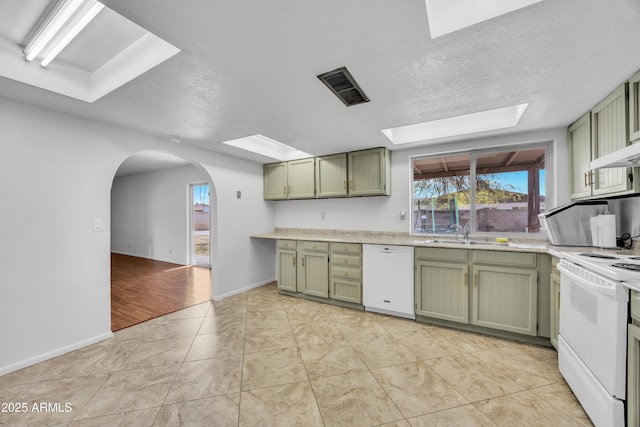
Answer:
[413,239,512,247]
[465,240,512,247]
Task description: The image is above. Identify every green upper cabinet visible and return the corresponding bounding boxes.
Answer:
[316,153,348,198]
[264,158,315,200]
[568,112,593,200]
[347,147,391,196]
[630,70,640,142]
[568,82,639,200]
[264,147,391,200]
[288,158,316,199]
[264,162,288,200]
[591,83,631,196]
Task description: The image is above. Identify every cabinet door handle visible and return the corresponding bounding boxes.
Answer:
[464,272,468,287]
[302,257,305,267]
[584,172,589,188]
[474,273,478,287]
[557,292,560,308]
[349,180,353,190]
[589,171,594,186]
[293,256,296,266]
[343,180,347,190]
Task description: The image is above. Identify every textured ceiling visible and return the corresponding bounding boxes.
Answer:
[1,0,640,165]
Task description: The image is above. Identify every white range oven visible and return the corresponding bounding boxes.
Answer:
[558,251,640,427]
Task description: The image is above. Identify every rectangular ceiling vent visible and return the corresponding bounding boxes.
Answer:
[317,67,369,107]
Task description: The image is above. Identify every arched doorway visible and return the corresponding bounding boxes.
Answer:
[109,151,216,331]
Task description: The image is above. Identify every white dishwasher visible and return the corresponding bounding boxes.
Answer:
[362,244,415,319]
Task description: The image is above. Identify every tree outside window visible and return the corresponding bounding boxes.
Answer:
[412,146,546,234]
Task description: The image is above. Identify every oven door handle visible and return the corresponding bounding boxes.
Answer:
[558,263,627,300]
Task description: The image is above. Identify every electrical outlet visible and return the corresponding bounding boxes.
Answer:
[237,191,241,199]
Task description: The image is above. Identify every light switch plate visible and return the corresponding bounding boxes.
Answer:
[93,218,104,232]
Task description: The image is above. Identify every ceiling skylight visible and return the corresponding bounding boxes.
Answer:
[381,103,529,145]
[0,0,180,103]
[425,0,543,39]
[221,135,312,162]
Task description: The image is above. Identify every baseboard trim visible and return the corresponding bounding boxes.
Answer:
[110,251,186,266]
[212,278,276,301]
[0,331,114,376]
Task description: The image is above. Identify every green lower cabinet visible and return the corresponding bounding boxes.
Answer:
[298,251,329,298]
[471,265,538,336]
[276,241,362,305]
[330,277,361,303]
[277,249,297,292]
[329,243,363,304]
[549,272,560,349]
[629,323,640,426]
[415,261,468,323]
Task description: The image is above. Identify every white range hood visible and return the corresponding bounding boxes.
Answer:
[591,142,640,169]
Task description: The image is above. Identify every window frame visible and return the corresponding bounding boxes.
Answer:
[410,140,553,238]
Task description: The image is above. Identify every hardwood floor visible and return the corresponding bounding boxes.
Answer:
[110,253,211,331]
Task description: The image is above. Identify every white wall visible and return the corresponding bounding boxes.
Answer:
[111,164,209,264]
[275,128,569,231]
[0,96,276,375]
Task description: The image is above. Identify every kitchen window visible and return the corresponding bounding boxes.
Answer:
[412,144,548,235]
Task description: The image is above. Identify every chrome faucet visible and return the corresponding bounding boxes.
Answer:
[450,224,471,242]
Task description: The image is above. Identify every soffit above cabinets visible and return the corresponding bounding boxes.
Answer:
[0,0,179,103]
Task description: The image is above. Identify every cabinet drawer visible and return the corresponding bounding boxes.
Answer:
[632,291,640,323]
[331,254,362,268]
[473,250,537,268]
[331,266,362,281]
[330,242,362,255]
[277,239,297,250]
[300,241,329,252]
[415,247,468,262]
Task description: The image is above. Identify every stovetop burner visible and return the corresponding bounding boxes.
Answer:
[612,263,640,271]
[578,253,620,260]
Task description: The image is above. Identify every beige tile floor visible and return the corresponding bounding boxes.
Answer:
[0,283,593,426]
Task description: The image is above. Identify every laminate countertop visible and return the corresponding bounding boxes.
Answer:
[251,228,635,258]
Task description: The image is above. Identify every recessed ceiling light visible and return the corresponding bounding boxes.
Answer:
[25,0,106,68]
[221,134,312,162]
[0,1,180,102]
[381,103,529,145]
[425,0,543,39]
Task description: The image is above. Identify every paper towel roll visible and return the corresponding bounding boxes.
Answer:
[590,214,616,248]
